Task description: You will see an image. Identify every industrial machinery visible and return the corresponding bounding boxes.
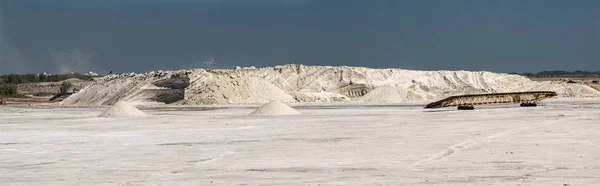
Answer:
[424,91,557,110]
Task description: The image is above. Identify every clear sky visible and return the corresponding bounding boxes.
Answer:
[0,0,598,74]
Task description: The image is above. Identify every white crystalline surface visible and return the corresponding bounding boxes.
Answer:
[1,98,600,185]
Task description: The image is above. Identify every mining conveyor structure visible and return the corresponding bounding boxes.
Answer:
[424,91,558,110]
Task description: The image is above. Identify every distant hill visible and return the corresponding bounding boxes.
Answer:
[0,73,98,85]
[0,73,100,97]
[519,71,600,78]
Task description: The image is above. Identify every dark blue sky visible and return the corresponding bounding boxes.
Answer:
[0,0,598,74]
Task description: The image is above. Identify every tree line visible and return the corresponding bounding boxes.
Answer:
[0,73,97,85]
[0,73,100,97]
[520,71,600,78]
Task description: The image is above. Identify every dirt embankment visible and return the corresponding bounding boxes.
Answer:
[17,78,96,96]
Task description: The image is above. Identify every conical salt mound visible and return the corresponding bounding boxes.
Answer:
[249,100,301,116]
[98,101,146,118]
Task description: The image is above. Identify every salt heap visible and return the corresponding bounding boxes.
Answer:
[249,100,301,116]
[98,101,146,118]
[62,64,600,106]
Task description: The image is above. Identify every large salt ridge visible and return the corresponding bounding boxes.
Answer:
[61,64,600,106]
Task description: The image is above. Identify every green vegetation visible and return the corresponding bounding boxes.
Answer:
[0,73,97,85]
[0,84,18,97]
[521,71,600,78]
[59,81,74,93]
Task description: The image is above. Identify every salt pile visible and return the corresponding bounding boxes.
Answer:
[183,76,295,104]
[62,64,600,106]
[98,101,146,118]
[249,100,301,116]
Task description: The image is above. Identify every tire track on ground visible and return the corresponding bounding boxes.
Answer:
[412,118,566,167]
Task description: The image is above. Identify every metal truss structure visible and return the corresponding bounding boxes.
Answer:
[424,91,558,109]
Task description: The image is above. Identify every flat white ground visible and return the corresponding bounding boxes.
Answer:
[1,99,599,185]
